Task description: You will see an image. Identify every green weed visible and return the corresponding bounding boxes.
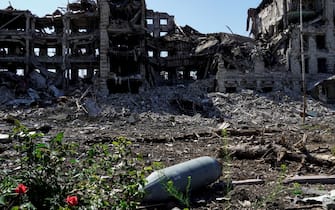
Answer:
[331,147,335,156]
[221,129,232,191]
[254,164,288,208]
[291,182,303,196]
[163,176,192,210]
[0,121,147,209]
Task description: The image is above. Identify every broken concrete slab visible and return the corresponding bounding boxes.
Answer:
[195,38,219,53]
[27,88,40,101]
[0,134,10,144]
[48,85,64,98]
[83,98,101,117]
[309,75,335,104]
[301,189,335,210]
[0,86,15,105]
[5,99,35,107]
[28,71,47,90]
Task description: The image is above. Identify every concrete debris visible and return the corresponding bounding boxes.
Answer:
[0,86,15,105]
[309,75,335,104]
[28,71,48,90]
[0,0,332,105]
[247,0,335,103]
[83,98,101,117]
[195,39,219,54]
[48,85,64,98]
[127,113,139,125]
[0,134,10,144]
[1,1,335,207]
[5,98,35,107]
[208,90,335,127]
[0,77,334,209]
[27,88,40,101]
[301,190,335,210]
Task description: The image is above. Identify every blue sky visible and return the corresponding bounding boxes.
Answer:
[0,0,262,36]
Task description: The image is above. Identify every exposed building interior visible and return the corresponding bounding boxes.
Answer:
[0,0,217,96]
[247,0,335,103]
[0,0,334,104]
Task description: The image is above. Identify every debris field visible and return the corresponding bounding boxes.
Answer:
[1,0,335,209]
[1,81,335,209]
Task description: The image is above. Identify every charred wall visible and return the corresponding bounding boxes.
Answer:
[145,10,208,86]
[98,0,146,94]
[0,0,253,99]
[244,0,335,101]
[0,0,211,96]
[0,1,100,93]
[3,0,334,102]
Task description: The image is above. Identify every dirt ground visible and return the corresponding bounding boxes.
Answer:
[1,81,335,209]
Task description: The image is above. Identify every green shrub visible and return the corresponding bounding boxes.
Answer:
[291,182,303,196]
[164,176,192,210]
[331,146,335,157]
[0,121,146,209]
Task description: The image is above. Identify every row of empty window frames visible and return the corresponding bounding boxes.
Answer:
[149,31,168,37]
[1,69,98,78]
[160,71,198,80]
[66,69,99,79]
[34,48,99,56]
[146,18,168,25]
[35,27,89,34]
[148,50,168,57]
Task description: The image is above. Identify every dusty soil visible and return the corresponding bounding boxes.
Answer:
[1,81,335,209]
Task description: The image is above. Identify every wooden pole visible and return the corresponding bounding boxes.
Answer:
[300,0,307,124]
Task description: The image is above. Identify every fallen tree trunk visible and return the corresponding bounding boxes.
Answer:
[219,143,335,166]
[214,128,282,137]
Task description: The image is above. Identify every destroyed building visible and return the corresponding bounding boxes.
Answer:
[0,1,100,100]
[0,0,335,105]
[0,0,216,99]
[247,0,335,102]
[145,9,207,87]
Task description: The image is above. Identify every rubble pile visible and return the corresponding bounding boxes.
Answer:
[195,33,256,73]
[1,83,335,209]
[0,71,65,107]
[0,80,333,141]
[209,89,335,128]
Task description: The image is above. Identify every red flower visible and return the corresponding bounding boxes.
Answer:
[66,195,78,206]
[15,184,28,194]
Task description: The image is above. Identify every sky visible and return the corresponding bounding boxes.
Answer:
[0,0,262,36]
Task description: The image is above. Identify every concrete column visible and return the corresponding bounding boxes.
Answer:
[40,48,47,56]
[98,0,111,95]
[87,67,94,79]
[325,0,335,51]
[308,36,318,74]
[290,28,302,76]
[256,80,262,91]
[141,0,146,28]
[71,68,79,82]
[183,70,191,80]
[283,0,288,29]
[25,13,30,75]
[139,38,146,84]
[62,15,70,88]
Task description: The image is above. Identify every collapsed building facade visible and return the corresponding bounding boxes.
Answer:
[0,0,334,105]
[0,0,212,100]
[246,0,335,103]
